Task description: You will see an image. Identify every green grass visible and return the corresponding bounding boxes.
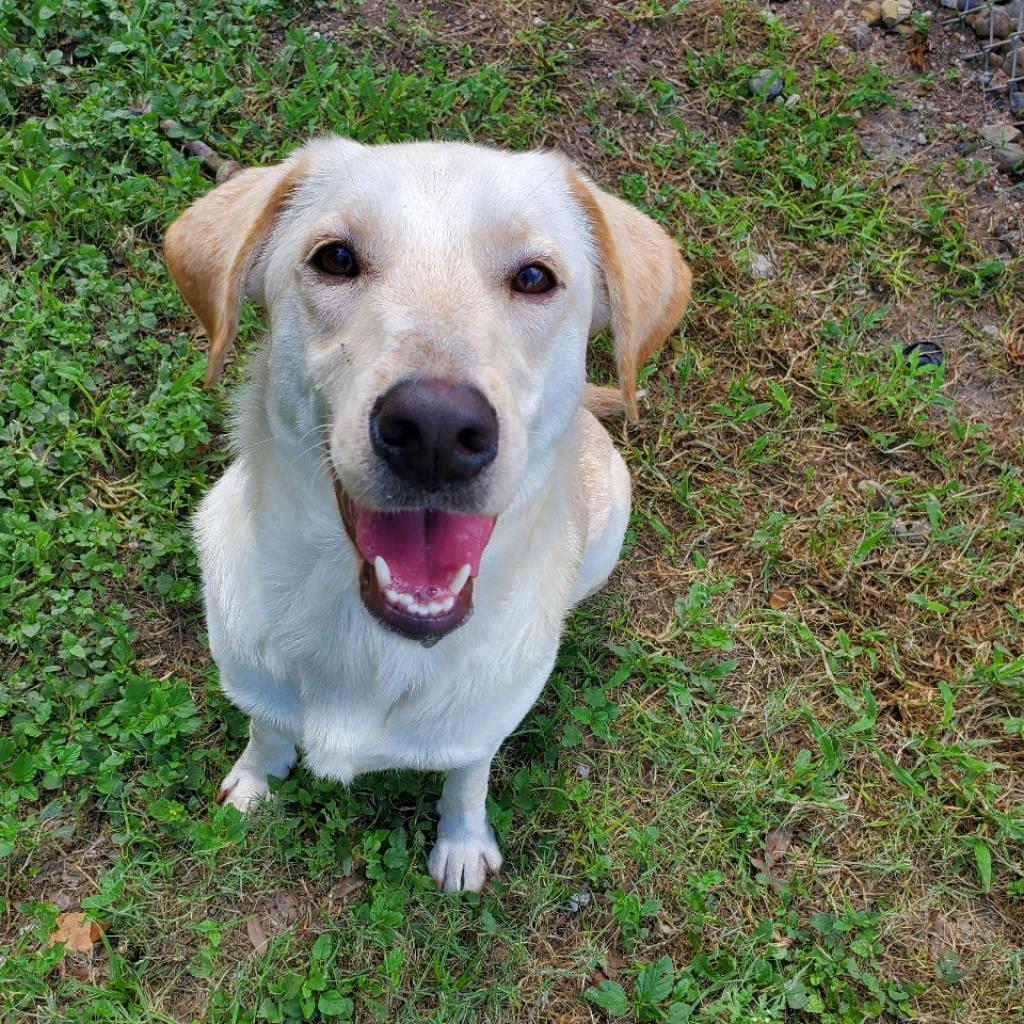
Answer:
[2,1,1023,1021]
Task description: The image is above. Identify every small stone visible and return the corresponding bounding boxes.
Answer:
[916,132,927,145]
[881,0,912,28]
[981,324,1000,338]
[980,122,1022,146]
[748,251,778,279]
[862,1,884,26]
[997,231,1021,256]
[565,890,591,913]
[993,144,1024,174]
[850,22,874,49]
[31,442,58,470]
[971,8,1012,40]
[749,70,783,99]
[957,0,984,10]
[1009,89,1024,116]
[893,519,931,547]
[903,340,944,367]
[785,92,801,108]
[994,40,1023,71]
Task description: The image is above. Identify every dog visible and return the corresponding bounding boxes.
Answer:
[165,137,691,891]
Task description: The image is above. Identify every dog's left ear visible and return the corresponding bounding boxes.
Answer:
[165,154,307,387]
[567,169,692,421]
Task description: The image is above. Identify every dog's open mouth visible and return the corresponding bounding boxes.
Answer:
[333,481,495,643]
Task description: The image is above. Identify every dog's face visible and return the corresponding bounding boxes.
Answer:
[166,138,690,644]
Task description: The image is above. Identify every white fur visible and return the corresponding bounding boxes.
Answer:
[177,139,667,891]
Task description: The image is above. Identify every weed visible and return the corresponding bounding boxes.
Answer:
[1,0,1022,1022]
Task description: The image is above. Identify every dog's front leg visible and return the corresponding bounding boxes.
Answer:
[216,719,297,812]
[428,759,503,892]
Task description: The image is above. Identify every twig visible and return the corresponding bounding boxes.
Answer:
[157,118,243,183]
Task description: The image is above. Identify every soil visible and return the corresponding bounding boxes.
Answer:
[777,0,1023,425]
[299,0,1023,433]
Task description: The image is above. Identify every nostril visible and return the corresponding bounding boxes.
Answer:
[379,415,420,448]
[455,426,493,454]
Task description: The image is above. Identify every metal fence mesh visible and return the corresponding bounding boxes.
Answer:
[942,1,1024,103]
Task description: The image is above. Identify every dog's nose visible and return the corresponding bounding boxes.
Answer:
[370,379,499,491]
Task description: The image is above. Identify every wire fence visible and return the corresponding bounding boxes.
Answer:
[941,1,1024,104]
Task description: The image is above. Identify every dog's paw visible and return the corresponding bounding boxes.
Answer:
[428,827,503,893]
[216,764,275,813]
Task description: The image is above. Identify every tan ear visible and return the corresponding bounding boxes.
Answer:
[164,155,307,387]
[568,170,692,421]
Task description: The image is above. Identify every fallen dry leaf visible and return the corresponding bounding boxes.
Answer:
[906,32,929,73]
[750,828,794,894]
[764,828,793,869]
[768,586,793,611]
[601,951,628,980]
[47,912,108,953]
[857,478,897,510]
[1007,331,1024,365]
[246,915,269,957]
[329,872,367,904]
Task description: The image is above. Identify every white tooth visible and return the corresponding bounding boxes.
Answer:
[385,588,399,603]
[413,604,430,616]
[397,593,413,608]
[374,556,391,588]
[450,563,471,596]
[440,597,454,613]
[427,602,442,615]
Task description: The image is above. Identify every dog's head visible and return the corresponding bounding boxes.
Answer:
[166,138,690,643]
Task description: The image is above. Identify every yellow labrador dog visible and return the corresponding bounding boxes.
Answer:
[165,138,690,891]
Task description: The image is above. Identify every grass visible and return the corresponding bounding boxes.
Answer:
[1,0,1023,1021]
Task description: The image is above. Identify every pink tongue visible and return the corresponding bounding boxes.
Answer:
[355,509,495,590]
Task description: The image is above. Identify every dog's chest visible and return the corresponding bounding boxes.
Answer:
[278,615,555,781]
[200,460,576,781]
[230,540,563,781]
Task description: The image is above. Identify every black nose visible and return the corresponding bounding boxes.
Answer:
[370,378,499,491]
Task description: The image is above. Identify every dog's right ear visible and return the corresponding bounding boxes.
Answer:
[165,155,307,387]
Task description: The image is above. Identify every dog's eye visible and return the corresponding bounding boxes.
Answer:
[311,243,359,277]
[511,263,556,295]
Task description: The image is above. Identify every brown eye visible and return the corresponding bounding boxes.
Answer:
[311,243,359,277]
[511,263,556,295]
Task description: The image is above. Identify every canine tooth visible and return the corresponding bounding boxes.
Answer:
[374,556,391,588]
[385,588,399,603]
[397,593,413,608]
[440,597,454,613]
[449,563,471,596]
